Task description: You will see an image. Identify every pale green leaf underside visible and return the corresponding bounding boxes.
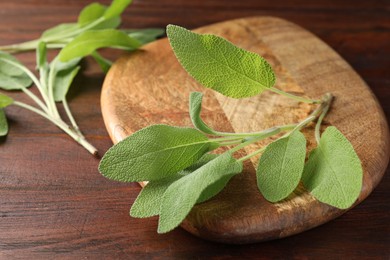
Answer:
[0,52,32,90]
[99,125,218,182]
[41,23,79,39]
[302,126,363,209]
[166,25,275,98]
[189,92,218,135]
[257,131,307,202]
[53,66,80,101]
[158,152,243,233]
[58,29,140,62]
[0,109,8,136]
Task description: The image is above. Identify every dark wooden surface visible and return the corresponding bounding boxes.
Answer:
[0,0,389,258]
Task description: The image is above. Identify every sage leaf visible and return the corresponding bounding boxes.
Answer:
[0,52,32,90]
[130,154,218,218]
[91,51,113,73]
[78,2,121,30]
[99,124,219,182]
[58,29,141,62]
[302,126,363,209]
[0,93,13,108]
[126,28,164,45]
[189,91,218,135]
[36,42,48,69]
[166,25,275,98]
[41,23,78,39]
[257,131,307,202]
[158,152,243,233]
[0,109,8,136]
[104,0,132,20]
[53,65,80,102]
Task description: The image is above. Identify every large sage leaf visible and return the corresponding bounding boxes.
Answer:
[99,125,219,182]
[158,152,243,233]
[257,131,307,202]
[302,126,363,209]
[166,25,275,98]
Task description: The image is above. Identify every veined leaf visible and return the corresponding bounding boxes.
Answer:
[130,153,220,218]
[158,152,243,233]
[0,51,32,90]
[58,29,140,62]
[104,0,132,20]
[0,109,8,136]
[189,92,218,135]
[127,28,164,45]
[99,125,219,182]
[0,93,13,108]
[41,23,79,39]
[166,25,275,98]
[257,131,307,202]
[302,126,363,209]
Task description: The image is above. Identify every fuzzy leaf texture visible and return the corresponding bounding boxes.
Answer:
[302,126,363,209]
[99,125,219,182]
[166,25,275,98]
[0,109,8,136]
[58,29,140,62]
[257,131,307,202]
[158,152,243,233]
[0,51,32,90]
[189,92,218,135]
[130,154,221,218]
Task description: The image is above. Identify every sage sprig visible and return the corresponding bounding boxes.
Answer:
[99,25,363,233]
[0,1,163,154]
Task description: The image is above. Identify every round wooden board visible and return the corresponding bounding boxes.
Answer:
[101,16,389,244]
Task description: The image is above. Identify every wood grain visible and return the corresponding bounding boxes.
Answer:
[0,0,389,258]
[101,17,389,244]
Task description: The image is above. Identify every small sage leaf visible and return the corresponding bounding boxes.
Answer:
[302,126,363,209]
[0,109,8,136]
[58,29,141,62]
[158,152,243,233]
[126,28,164,45]
[257,131,307,202]
[53,65,80,102]
[99,125,219,182]
[77,2,121,30]
[0,94,13,108]
[0,51,32,90]
[104,0,132,20]
[166,25,275,98]
[36,42,48,70]
[130,154,218,218]
[189,92,218,135]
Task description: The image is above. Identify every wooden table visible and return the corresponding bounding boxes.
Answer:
[0,0,389,258]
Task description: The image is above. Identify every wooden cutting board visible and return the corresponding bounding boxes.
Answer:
[100,16,389,244]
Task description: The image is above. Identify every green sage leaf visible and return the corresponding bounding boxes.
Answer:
[158,152,243,233]
[189,92,218,135]
[78,2,121,30]
[91,51,113,73]
[58,29,140,62]
[0,93,13,108]
[166,25,275,98]
[126,28,164,45]
[0,51,32,90]
[0,109,8,136]
[41,23,78,39]
[257,131,307,202]
[53,65,80,102]
[302,126,363,209]
[104,0,132,20]
[99,124,219,182]
[36,42,48,69]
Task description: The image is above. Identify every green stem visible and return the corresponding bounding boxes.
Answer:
[238,146,267,162]
[46,66,61,119]
[315,93,334,144]
[13,101,98,155]
[21,87,49,113]
[62,98,82,136]
[270,87,321,104]
[211,124,297,137]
